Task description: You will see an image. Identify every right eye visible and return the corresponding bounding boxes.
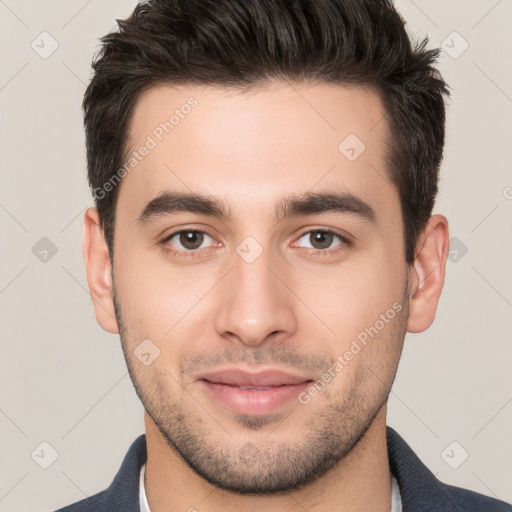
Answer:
[163,229,217,254]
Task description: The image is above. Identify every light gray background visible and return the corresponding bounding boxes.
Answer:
[1,1,511,511]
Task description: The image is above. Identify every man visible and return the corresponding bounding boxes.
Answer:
[57,0,511,510]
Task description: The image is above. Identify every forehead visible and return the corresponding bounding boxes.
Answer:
[119,81,397,221]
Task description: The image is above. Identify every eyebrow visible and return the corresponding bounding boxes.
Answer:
[137,190,376,225]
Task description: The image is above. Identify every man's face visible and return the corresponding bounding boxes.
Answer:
[111,81,410,493]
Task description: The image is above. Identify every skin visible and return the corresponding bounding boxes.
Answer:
[83,81,449,512]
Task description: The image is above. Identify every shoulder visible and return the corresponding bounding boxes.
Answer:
[54,491,107,512]
[53,434,147,512]
[444,483,512,512]
[386,426,511,512]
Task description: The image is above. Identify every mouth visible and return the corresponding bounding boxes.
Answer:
[198,368,313,415]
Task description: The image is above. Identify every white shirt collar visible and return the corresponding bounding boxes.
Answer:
[139,462,151,512]
[139,463,402,512]
[391,475,403,512]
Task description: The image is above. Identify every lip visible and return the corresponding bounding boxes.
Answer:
[198,368,311,387]
[198,368,313,415]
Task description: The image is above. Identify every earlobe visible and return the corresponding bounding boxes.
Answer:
[82,207,119,334]
[406,214,450,333]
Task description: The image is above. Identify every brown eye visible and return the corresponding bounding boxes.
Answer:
[294,229,348,252]
[309,231,334,250]
[166,230,214,252]
[179,231,204,250]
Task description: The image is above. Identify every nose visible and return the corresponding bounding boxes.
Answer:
[213,247,299,347]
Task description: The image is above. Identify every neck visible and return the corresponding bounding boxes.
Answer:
[144,406,392,512]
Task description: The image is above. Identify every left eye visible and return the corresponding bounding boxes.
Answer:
[294,230,346,251]
[166,230,215,251]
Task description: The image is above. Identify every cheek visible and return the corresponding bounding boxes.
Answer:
[330,303,406,401]
[294,254,403,333]
[113,245,221,345]
[287,250,407,387]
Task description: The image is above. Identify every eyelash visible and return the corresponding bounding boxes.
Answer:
[295,229,352,257]
[161,228,351,258]
[161,229,218,258]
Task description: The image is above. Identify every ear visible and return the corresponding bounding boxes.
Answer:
[82,207,119,334]
[407,214,450,333]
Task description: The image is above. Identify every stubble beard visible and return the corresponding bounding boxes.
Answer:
[113,286,408,495]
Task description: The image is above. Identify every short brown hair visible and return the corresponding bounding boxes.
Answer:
[83,0,450,264]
